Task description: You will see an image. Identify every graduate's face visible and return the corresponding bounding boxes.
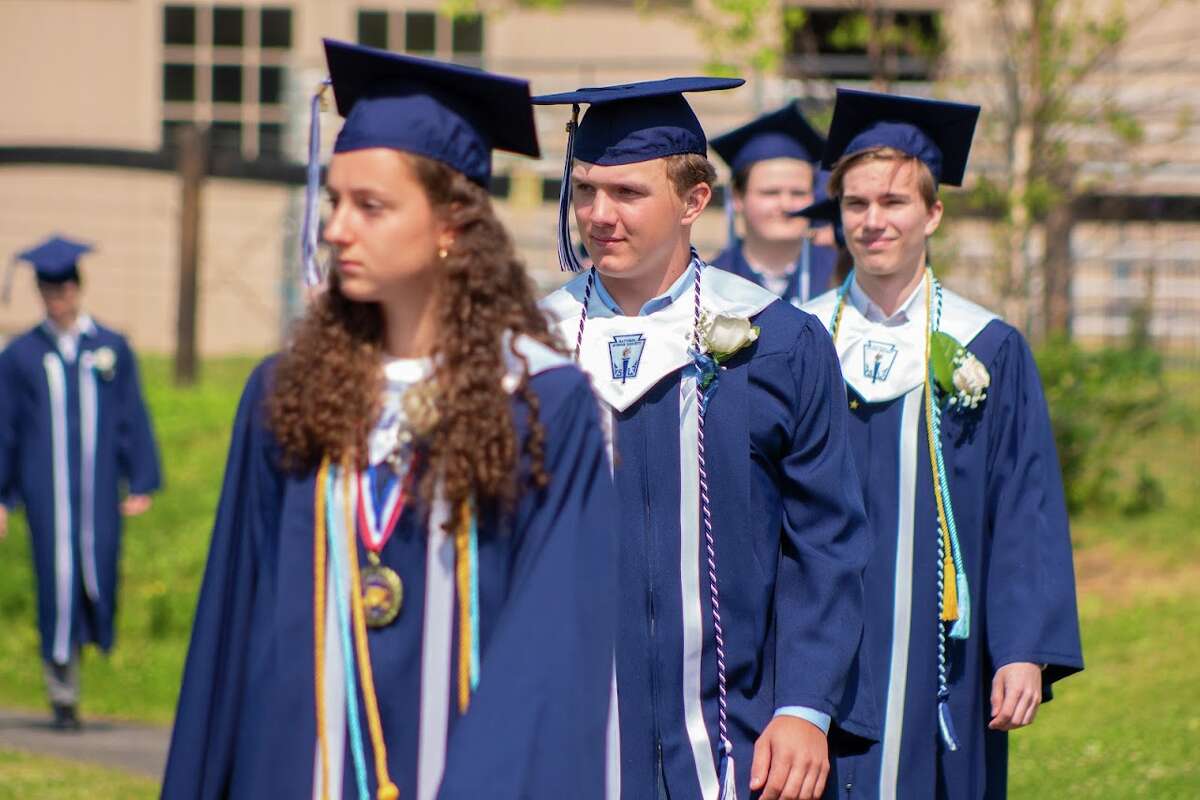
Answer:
[323,148,454,303]
[37,280,81,327]
[839,159,942,280]
[571,159,708,281]
[734,158,814,243]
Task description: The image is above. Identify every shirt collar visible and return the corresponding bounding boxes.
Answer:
[592,257,696,317]
[848,274,925,325]
[43,313,96,339]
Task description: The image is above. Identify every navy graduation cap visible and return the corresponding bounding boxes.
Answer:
[821,88,980,187]
[301,39,541,286]
[710,102,826,175]
[533,77,744,271]
[3,235,93,303]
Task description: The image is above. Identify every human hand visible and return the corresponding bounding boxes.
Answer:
[750,715,829,800]
[989,662,1043,731]
[0,505,7,540]
[121,494,153,517]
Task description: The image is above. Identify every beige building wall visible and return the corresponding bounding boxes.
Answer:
[1,0,1197,355]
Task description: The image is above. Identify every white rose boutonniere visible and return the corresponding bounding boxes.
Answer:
[704,313,760,359]
[692,310,761,393]
[90,346,118,381]
[931,332,989,410]
[950,353,990,409]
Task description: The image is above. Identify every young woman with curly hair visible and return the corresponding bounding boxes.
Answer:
[163,41,617,800]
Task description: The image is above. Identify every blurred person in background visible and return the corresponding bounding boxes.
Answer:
[710,104,838,307]
[0,234,161,731]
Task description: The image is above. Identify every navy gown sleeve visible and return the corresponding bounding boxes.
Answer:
[983,330,1084,686]
[437,370,617,800]
[115,337,162,495]
[162,360,283,798]
[774,319,874,730]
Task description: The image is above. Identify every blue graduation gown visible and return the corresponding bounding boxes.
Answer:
[711,239,837,308]
[803,285,1084,799]
[0,321,161,665]
[543,265,877,800]
[162,343,617,800]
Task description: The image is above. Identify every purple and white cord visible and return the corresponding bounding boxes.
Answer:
[574,268,595,361]
[693,260,734,762]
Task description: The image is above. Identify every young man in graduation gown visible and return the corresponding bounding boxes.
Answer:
[710,104,838,307]
[802,89,1084,798]
[0,236,161,729]
[538,80,876,800]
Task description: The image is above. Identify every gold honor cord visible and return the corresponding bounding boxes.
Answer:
[454,501,473,714]
[313,456,332,800]
[921,271,959,621]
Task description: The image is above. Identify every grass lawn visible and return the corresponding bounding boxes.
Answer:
[0,357,1196,797]
[0,749,157,799]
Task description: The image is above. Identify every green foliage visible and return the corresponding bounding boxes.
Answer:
[826,10,945,61]
[929,331,962,394]
[693,0,785,75]
[1036,336,1168,513]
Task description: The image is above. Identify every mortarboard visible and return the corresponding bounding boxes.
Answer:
[821,88,980,187]
[3,235,93,303]
[301,39,541,286]
[533,77,744,272]
[710,102,826,175]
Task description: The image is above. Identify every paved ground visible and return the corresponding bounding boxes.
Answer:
[0,707,167,779]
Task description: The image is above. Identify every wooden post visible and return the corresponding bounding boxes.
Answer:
[174,123,207,386]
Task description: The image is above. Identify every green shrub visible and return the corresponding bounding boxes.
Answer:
[1036,335,1168,513]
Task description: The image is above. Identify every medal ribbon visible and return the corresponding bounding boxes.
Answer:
[356,454,420,556]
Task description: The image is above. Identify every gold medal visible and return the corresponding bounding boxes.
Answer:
[361,561,403,628]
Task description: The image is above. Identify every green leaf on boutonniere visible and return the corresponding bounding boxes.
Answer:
[930,331,964,394]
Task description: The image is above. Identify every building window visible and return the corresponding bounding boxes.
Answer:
[357,10,388,49]
[164,5,197,45]
[355,8,485,64]
[259,122,285,160]
[163,63,196,102]
[405,11,437,54]
[259,66,284,105]
[260,7,292,48]
[212,6,245,48]
[162,4,293,160]
[451,14,483,59]
[212,64,243,103]
[785,7,944,82]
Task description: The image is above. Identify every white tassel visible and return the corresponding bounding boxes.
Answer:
[718,753,739,800]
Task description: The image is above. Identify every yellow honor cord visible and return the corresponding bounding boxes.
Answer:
[454,501,473,714]
[341,459,400,800]
[922,270,959,622]
[313,457,331,800]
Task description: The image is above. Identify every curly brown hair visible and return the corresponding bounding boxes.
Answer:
[267,152,564,521]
